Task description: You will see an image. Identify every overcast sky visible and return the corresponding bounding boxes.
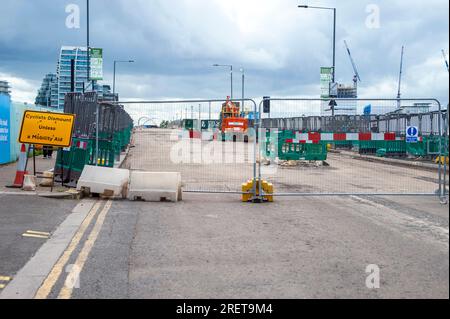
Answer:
[0,0,448,105]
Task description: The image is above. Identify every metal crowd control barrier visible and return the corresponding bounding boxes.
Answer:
[256,98,448,203]
[115,99,259,197]
[55,94,448,203]
[54,93,134,186]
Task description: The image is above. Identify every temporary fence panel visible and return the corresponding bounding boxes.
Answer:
[119,99,258,194]
[54,93,133,185]
[257,98,447,201]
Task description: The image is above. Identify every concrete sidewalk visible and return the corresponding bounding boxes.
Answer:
[0,155,56,193]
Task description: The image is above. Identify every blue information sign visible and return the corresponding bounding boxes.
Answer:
[406,126,419,143]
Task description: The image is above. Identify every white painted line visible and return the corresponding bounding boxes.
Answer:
[22,234,49,239]
[25,231,51,237]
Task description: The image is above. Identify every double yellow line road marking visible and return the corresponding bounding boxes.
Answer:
[35,200,113,299]
[0,276,11,289]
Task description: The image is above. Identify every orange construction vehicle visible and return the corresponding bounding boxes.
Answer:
[219,97,250,142]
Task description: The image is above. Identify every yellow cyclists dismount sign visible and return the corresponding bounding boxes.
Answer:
[19,110,75,147]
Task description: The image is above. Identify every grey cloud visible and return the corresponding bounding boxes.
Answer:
[0,0,448,104]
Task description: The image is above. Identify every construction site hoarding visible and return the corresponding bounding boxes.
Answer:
[0,93,10,164]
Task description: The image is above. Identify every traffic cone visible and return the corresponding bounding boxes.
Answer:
[7,144,29,188]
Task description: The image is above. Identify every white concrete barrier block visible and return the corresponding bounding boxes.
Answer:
[128,171,182,202]
[77,165,130,198]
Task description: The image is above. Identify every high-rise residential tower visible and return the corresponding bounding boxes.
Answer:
[35,46,118,110]
[35,73,58,108]
[56,46,89,109]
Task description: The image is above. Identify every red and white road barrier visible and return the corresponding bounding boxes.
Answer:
[9,144,29,188]
[178,129,202,140]
[284,132,409,144]
[190,130,201,139]
[76,140,88,150]
[178,129,253,142]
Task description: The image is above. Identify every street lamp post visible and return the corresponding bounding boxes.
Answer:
[208,101,211,121]
[86,0,101,166]
[298,5,337,83]
[213,64,233,100]
[113,60,135,99]
[87,0,90,87]
[240,68,245,111]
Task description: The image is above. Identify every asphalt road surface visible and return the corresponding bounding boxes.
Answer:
[0,129,448,299]
[0,194,77,292]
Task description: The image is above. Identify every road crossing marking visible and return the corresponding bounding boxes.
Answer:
[34,200,103,299]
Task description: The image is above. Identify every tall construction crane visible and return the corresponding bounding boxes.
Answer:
[442,49,449,72]
[343,40,361,89]
[397,46,405,110]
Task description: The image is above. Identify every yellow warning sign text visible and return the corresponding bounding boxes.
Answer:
[19,111,75,147]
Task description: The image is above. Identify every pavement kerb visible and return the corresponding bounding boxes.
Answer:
[0,199,97,299]
[333,149,447,172]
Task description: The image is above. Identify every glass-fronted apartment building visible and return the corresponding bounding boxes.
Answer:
[0,81,10,95]
[35,46,118,110]
[35,73,58,108]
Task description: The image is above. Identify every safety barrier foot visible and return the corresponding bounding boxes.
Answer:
[242,179,274,203]
[252,197,264,204]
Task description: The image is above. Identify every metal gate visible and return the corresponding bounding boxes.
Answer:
[256,98,448,203]
[117,99,259,196]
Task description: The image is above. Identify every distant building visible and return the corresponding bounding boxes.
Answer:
[336,83,357,99]
[0,81,10,95]
[0,81,11,164]
[35,74,58,108]
[320,83,358,116]
[95,84,118,102]
[334,83,357,115]
[56,46,89,109]
[35,46,118,110]
[392,102,432,115]
[320,67,357,116]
